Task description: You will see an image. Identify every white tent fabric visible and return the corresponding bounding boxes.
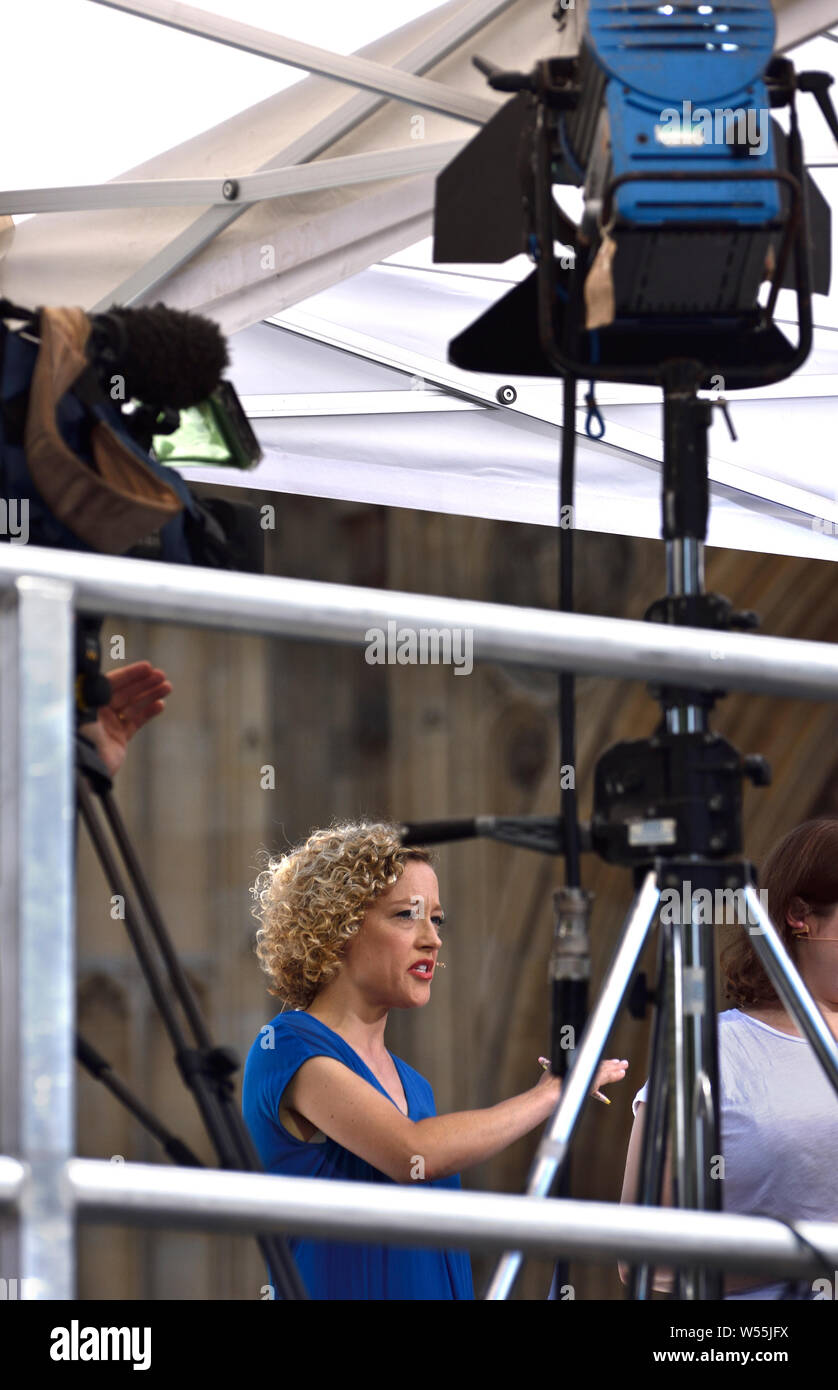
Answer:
[0,0,553,329]
[2,0,838,558]
[182,261,838,559]
[1,0,832,326]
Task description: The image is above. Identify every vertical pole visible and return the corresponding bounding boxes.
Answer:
[680,909,723,1300]
[659,371,723,1298]
[0,576,76,1298]
[630,918,670,1300]
[661,371,710,738]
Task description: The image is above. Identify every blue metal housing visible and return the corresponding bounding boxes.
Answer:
[586,0,779,224]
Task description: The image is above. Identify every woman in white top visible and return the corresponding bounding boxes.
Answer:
[620,817,838,1298]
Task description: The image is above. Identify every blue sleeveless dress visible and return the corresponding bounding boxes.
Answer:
[242,1010,474,1300]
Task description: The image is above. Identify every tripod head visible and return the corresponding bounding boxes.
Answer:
[404,362,772,876]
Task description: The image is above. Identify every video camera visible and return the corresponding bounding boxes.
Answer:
[0,297,263,571]
[0,297,266,723]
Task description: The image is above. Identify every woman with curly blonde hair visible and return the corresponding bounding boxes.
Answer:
[242,819,628,1301]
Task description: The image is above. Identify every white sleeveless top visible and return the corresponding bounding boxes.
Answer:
[633,1008,838,1298]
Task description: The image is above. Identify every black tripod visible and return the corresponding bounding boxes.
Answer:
[483,367,838,1299]
[405,365,838,1298]
[423,43,838,1300]
[74,722,307,1300]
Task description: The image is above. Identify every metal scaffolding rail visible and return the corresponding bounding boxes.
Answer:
[0,1155,835,1281]
[5,543,838,698]
[2,543,838,1300]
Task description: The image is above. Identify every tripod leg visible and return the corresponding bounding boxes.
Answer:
[99,789,209,1050]
[629,923,671,1300]
[670,918,692,1300]
[76,769,307,1300]
[484,870,661,1300]
[670,909,722,1301]
[97,787,267,1177]
[744,885,838,1095]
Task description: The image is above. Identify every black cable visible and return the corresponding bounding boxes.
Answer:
[549,372,582,1302]
[559,373,580,889]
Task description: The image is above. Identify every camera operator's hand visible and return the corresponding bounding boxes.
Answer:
[79,661,172,778]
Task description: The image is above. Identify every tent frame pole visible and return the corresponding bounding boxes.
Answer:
[86,0,517,308]
[0,141,467,217]
[87,0,498,123]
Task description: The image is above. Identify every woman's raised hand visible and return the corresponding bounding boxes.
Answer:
[535,1054,629,1105]
[592,1056,629,1103]
[79,660,172,777]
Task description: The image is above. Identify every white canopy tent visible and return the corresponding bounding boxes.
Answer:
[3,0,838,557]
[5,2,838,1306]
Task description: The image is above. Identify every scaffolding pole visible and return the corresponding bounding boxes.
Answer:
[1,542,838,1298]
[1,1157,836,1280]
[0,576,76,1300]
[2,544,838,700]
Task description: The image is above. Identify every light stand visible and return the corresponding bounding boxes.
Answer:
[424,33,838,1301]
[484,367,838,1299]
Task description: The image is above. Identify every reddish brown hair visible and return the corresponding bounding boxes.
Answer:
[722,818,838,1008]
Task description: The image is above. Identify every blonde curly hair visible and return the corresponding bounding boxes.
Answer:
[250,821,433,1010]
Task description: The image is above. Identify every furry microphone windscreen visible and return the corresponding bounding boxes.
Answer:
[88,302,231,409]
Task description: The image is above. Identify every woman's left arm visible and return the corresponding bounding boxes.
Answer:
[619,1100,674,1291]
